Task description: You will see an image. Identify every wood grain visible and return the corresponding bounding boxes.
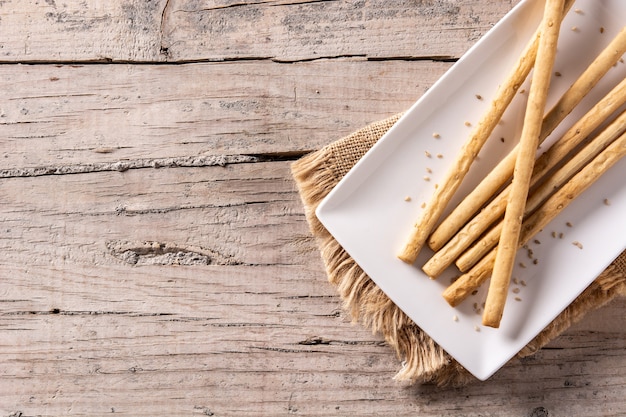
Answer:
[0,60,449,172]
[0,0,517,62]
[0,160,624,416]
[0,0,624,415]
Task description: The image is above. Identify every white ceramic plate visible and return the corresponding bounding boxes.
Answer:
[316,0,626,381]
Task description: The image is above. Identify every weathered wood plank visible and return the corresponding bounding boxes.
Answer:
[0,160,624,416]
[0,263,623,416]
[1,0,624,414]
[160,0,519,62]
[0,60,450,172]
[0,0,519,62]
[0,161,317,267]
[0,0,165,62]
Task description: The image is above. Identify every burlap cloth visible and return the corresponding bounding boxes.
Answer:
[291,113,626,386]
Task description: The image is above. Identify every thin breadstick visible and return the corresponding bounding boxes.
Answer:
[456,79,626,271]
[395,0,577,264]
[443,130,626,307]
[428,25,626,252]
[483,0,564,329]
[456,110,626,273]
[424,78,626,277]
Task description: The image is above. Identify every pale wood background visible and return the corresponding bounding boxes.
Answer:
[0,1,624,416]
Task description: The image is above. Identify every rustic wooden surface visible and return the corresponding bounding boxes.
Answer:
[0,1,624,416]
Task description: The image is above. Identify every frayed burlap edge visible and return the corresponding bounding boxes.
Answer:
[291,114,626,386]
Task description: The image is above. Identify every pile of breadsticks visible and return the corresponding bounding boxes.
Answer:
[398,0,626,328]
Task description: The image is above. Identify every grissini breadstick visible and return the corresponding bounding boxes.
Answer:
[424,78,626,277]
[456,110,626,273]
[456,78,626,271]
[483,0,564,329]
[539,25,626,141]
[443,129,626,307]
[395,0,577,264]
[428,25,626,252]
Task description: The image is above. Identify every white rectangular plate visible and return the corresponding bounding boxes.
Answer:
[316,0,626,381]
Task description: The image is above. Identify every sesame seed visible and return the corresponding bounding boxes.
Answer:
[437,154,443,159]
[426,167,433,173]
[604,198,611,206]
[432,132,441,139]
[421,202,426,209]
[475,94,483,100]
[600,27,605,34]
[566,222,573,227]
[520,280,527,287]
[515,297,522,302]
[464,121,472,127]
[519,262,526,269]
[571,26,578,32]
[534,239,541,245]
[572,241,583,249]
[554,71,562,77]
[425,151,432,158]
[512,287,520,294]
[574,8,583,14]
[423,176,430,181]
[404,196,412,202]
[453,315,459,322]
[474,325,481,332]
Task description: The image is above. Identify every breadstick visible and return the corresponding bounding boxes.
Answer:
[443,130,626,307]
[428,25,626,252]
[428,70,626,278]
[395,0,577,264]
[483,0,564,329]
[436,78,626,274]
[456,79,626,271]
[456,110,626,273]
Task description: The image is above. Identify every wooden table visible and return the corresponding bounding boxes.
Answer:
[1,1,624,415]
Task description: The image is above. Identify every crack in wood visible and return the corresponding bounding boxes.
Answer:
[270,0,339,7]
[208,322,285,328]
[0,154,259,178]
[106,240,242,266]
[0,53,458,65]
[193,406,215,416]
[108,199,294,218]
[271,54,367,64]
[367,55,459,63]
[298,336,332,345]
[298,336,387,346]
[180,0,338,13]
[245,150,312,162]
[159,0,172,55]
[279,294,337,299]
[1,310,174,317]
